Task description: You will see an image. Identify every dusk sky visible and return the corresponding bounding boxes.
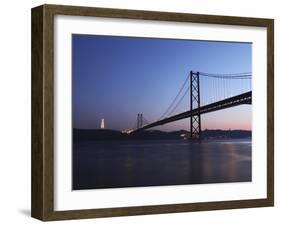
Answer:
[72,34,252,131]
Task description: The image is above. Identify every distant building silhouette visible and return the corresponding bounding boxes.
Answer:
[100,118,105,129]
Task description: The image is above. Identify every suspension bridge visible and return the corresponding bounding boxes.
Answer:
[127,70,252,139]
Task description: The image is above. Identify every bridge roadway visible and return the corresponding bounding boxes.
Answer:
[132,91,252,132]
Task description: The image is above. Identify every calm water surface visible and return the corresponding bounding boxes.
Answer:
[73,139,251,190]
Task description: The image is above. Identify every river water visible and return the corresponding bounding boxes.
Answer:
[72,139,251,190]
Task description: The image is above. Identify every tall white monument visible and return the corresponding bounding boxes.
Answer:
[100,118,105,129]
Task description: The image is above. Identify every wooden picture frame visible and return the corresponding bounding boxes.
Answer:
[31,4,274,221]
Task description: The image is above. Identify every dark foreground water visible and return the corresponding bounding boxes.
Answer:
[72,139,251,190]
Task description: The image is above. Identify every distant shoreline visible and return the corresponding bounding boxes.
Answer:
[73,128,252,141]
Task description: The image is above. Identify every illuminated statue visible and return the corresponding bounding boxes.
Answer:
[100,118,105,129]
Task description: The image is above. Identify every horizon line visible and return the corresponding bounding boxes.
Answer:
[73,128,252,132]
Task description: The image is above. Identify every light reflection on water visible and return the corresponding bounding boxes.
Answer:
[73,139,252,190]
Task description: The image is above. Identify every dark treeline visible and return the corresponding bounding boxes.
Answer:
[73,128,251,141]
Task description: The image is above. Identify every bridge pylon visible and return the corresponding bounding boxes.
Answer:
[137,113,143,129]
[190,71,201,139]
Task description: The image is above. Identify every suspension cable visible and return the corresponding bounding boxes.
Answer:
[166,85,190,117]
[199,71,251,77]
[158,75,189,119]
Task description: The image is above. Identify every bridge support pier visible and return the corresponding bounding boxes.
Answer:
[190,71,201,139]
[137,113,143,129]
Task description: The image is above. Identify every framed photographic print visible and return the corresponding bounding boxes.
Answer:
[31,4,274,221]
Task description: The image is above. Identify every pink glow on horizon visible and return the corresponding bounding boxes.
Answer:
[201,105,252,131]
[202,121,251,131]
[154,105,252,132]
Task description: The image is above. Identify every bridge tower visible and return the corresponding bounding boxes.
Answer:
[137,113,143,129]
[190,71,201,139]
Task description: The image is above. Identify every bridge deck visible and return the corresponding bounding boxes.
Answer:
[133,91,252,132]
